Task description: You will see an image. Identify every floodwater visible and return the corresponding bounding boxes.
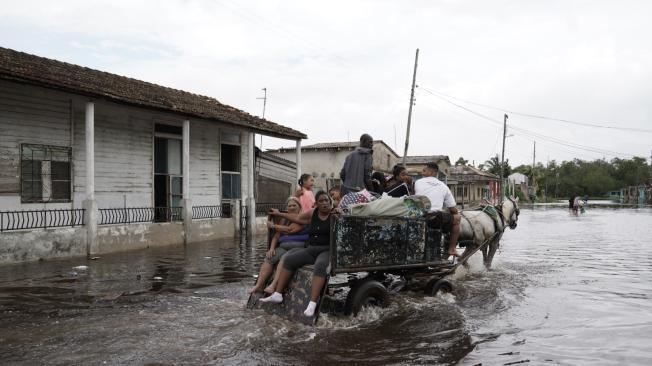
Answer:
[1,204,651,365]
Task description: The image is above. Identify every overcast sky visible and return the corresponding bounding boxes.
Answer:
[2,0,651,166]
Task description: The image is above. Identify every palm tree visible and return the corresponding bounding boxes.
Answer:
[484,154,512,177]
[455,157,468,166]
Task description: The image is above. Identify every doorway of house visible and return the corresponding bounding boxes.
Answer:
[154,124,183,222]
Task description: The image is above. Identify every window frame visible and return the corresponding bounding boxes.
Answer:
[220,129,242,200]
[20,143,72,203]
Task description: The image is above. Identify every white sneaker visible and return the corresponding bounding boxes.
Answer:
[303,301,317,316]
[259,292,283,303]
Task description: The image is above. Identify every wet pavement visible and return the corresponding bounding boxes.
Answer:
[1,204,651,365]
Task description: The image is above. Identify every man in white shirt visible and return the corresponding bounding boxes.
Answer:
[414,162,461,259]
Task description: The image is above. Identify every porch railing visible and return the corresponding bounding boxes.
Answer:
[98,207,182,225]
[192,205,225,219]
[0,209,85,232]
[255,203,286,216]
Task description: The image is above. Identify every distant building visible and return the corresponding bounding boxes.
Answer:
[269,140,401,192]
[255,149,297,203]
[448,165,499,206]
[508,172,529,198]
[621,184,650,205]
[403,155,452,182]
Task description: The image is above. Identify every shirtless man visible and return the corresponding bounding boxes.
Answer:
[414,162,462,259]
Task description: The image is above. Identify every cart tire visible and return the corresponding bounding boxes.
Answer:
[425,278,454,296]
[344,279,389,316]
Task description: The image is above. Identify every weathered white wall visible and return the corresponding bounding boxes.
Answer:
[0,80,74,210]
[73,101,154,208]
[189,120,220,206]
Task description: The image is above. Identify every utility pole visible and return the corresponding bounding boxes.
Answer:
[402,48,419,166]
[545,156,549,202]
[500,113,508,202]
[531,140,536,200]
[532,140,536,171]
[257,88,267,148]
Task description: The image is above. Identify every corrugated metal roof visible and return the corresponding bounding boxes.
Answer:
[0,47,306,139]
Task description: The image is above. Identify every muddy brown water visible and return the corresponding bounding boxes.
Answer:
[1,204,651,365]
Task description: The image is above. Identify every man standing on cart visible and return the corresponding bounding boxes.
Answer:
[339,133,374,195]
[414,161,462,260]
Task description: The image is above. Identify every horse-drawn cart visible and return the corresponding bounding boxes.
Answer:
[247,212,503,325]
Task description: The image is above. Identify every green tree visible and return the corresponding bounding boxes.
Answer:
[484,154,512,177]
[455,157,468,166]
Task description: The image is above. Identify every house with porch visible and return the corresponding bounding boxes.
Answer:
[448,165,499,207]
[0,47,306,264]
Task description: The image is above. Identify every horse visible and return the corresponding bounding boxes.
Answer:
[457,196,520,269]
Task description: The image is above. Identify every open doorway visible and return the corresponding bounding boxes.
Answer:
[154,124,183,221]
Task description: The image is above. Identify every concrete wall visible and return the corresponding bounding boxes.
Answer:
[273,149,350,192]
[190,218,235,243]
[271,141,399,192]
[96,222,184,253]
[0,227,86,263]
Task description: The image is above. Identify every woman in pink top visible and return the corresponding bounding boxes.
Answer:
[296,173,315,212]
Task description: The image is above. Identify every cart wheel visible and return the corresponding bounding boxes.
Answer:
[425,278,454,296]
[344,278,389,316]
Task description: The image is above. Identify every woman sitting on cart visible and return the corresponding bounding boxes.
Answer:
[385,164,414,197]
[249,196,308,294]
[260,191,334,317]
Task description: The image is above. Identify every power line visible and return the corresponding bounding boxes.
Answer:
[419,86,652,134]
[418,87,635,158]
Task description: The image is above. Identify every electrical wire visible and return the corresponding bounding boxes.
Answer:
[418,87,636,158]
[419,86,652,133]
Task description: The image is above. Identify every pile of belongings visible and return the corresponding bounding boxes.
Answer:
[338,189,431,218]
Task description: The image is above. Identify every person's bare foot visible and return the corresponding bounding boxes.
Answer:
[264,284,275,294]
[248,285,263,294]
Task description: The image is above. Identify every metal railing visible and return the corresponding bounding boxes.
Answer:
[0,209,85,232]
[255,203,286,216]
[192,205,224,219]
[98,207,182,225]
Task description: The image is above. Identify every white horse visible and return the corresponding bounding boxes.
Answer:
[457,196,520,269]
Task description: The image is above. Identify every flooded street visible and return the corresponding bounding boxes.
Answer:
[1,204,651,365]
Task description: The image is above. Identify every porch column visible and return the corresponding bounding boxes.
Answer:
[182,120,192,244]
[83,102,98,257]
[295,139,302,190]
[247,131,256,238]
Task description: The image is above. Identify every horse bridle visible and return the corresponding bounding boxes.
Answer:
[503,196,519,229]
